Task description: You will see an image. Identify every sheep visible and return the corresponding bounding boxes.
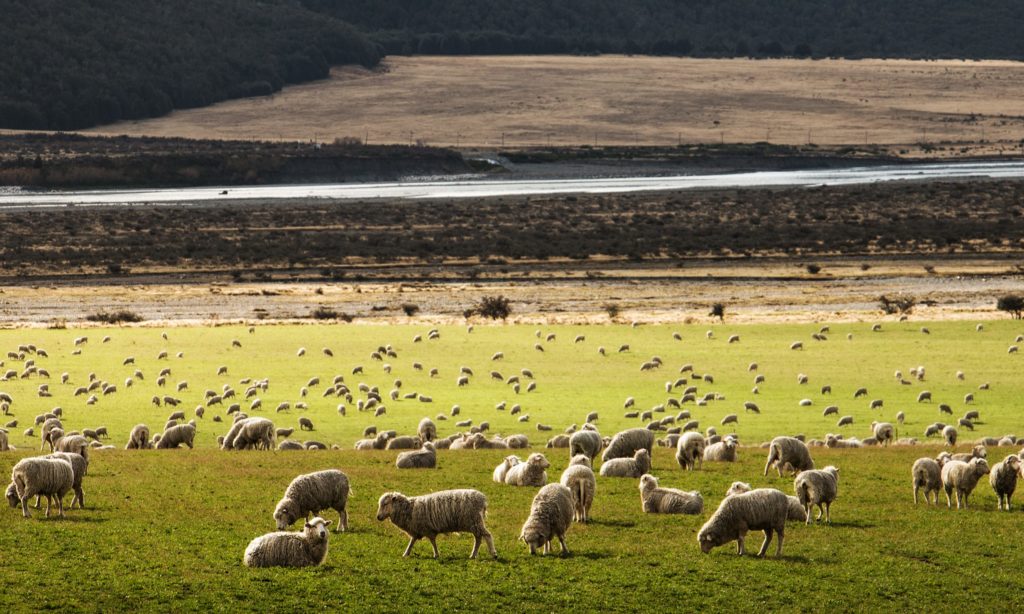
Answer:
[547,435,570,448]
[43,451,87,510]
[675,432,706,470]
[639,474,703,514]
[278,440,304,450]
[224,417,275,450]
[156,424,196,449]
[871,421,895,446]
[989,454,1022,511]
[744,401,760,414]
[417,417,437,443]
[896,411,905,425]
[600,449,651,478]
[54,434,90,460]
[853,387,868,398]
[560,457,596,523]
[298,417,314,431]
[276,427,294,440]
[601,428,655,462]
[397,442,437,469]
[8,456,74,518]
[505,453,549,486]
[721,414,738,426]
[724,482,806,522]
[794,466,840,524]
[493,455,522,484]
[520,484,574,556]
[244,517,332,568]
[951,445,987,463]
[386,436,422,450]
[911,457,943,505]
[376,489,496,559]
[943,425,958,446]
[704,439,738,462]
[125,424,150,450]
[569,429,602,460]
[941,458,990,509]
[763,436,814,477]
[697,488,790,557]
[274,469,350,532]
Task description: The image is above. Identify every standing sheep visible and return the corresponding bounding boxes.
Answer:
[989,454,1022,511]
[274,469,351,532]
[601,428,655,463]
[870,421,896,446]
[675,431,706,470]
[639,474,703,514]
[125,424,151,450]
[243,517,332,568]
[376,489,496,559]
[417,417,437,443]
[763,436,815,477]
[505,453,550,486]
[600,449,651,478]
[911,457,943,505]
[155,424,196,449]
[725,482,806,522]
[560,454,596,523]
[943,425,958,446]
[396,442,437,469]
[941,458,990,509]
[794,466,840,524]
[8,456,74,518]
[298,417,314,431]
[569,429,602,460]
[519,483,574,556]
[697,488,790,557]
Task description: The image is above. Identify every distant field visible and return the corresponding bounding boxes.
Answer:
[3,321,1024,610]
[91,56,1024,152]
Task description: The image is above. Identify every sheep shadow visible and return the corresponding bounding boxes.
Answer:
[817,519,875,529]
[587,519,636,529]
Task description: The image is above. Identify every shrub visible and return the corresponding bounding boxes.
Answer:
[603,303,620,319]
[401,303,420,316]
[996,295,1024,319]
[86,310,143,324]
[806,263,822,274]
[709,303,725,321]
[473,295,512,320]
[878,295,916,315]
[311,306,338,320]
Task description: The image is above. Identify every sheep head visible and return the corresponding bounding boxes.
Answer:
[304,517,331,542]
[273,498,302,530]
[5,482,19,508]
[639,474,658,493]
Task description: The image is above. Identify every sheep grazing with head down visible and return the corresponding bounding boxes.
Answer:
[601,428,655,463]
[639,474,703,514]
[600,449,651,478]
[911,457,943,505]
[560,455,596,523]
[943,425,958,447]
[794,466,840,524]
[698,488,790,557]
[244,517,332,568]
[376,489,496,559]
[396,442,437,469]
[520,483,574,556]
[763,436,814,477]
[156,423,195,449]
[725,482,805,522]
[274,469,350,532]
[222,417,275,450]
[675,432,706,470]
[41,452,87,510]
[569,429,602,461]
[8,456,74,519]
[505,453,550,486]
[941,458,990,509]
[989,454,1022,511]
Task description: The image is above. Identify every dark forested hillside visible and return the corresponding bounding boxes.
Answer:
[0,0,381,130]
[305,0,1024,60]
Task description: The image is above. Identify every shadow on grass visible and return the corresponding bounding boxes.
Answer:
[587,519,636,528]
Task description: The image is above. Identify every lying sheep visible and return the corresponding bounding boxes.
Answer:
[989,454,1022,511]
[941,458,990,509]
[600,449,651,478]
[493,455,521,484]
[601,428,655,462]
[520,483,574,556]
[386,436,422,450]
[794,466,840,524]
[639,474,703,514]
[704,439,738,462]
[397,442,437,469]
[8,456,74,518]
[675,432,705,470]
[569,429,602,460]
[698,488,790,557]
[278,440,304,450]
[505,434,530,449]
[505,453,550,486]
[376,489,496,559]
[764,436,814,477]
[951,445,987,463]
[274,469,350,532]
[546,434,570,448]
[244,517,332,568]
[560,455,596,523]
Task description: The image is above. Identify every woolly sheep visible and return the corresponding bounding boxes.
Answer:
[990,454,1022,511]
[397,442,437,469]
[519,485,575,560]
[505,434,530,448]
[505,453,549,486]
[943,425,958,446]
[560,456,596,523]
[600,449,651,478]
[125,424,150,450]
[794,466,840,524]
[8,456,74,518]
[639,474,703,514]
[274,469,350,532]
[950,445,987,463]
[278,440,304,451]
[724,482,806,522]
[387,436,422,450]
[763,436,814,477]
[601,428,655,462]
[493,455,521,484]
[569,429,602,460]
[871,421,895,446]
[244,517,331,568]
[546,435,570,448]
[704,439,738,462]
[417,417,437,443]
[376,489,496,559]
[675,432,706,470]
[43,451,87,510]
[698,488,790,557]
[54,434,90,460]
[911,457,942,505]
[941,458,990,509]
[156,424,196,449]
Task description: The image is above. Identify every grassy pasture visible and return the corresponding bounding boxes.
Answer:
[2,321,1024,611]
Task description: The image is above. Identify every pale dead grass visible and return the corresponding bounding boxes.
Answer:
[89,56,1024,153]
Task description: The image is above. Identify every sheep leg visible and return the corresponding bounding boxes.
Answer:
[56,494,65,519]
[543,540,551,555]
[481,530,497,558]
[32,494,41,509]
[825,502,831,523]
[20,496,30,519]
[470,535,481,559]
[428,536,440,559]
[944,487,953,509]
[913,485,919,505]
[334,507,348,532]
[736,532,746,555]
[757,529,773,558]
[775,526,785,557]
[557,534,569,556]
[44,495,52,517]
[804,504,812,525]
[402,537,418,557]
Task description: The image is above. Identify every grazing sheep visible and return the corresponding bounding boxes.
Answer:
[639,474,703,514]
[790,342,803,350]
[569,429,602,460]
[376,489,496,559]
[869,399,884,410]
[397,442,437,469]
[951,445,987,463]
[244,517,332,568]
[911,457,943,505]
[943,425,959,446]
[989,455,1022,511]
[8,456,74,518]
[125,424,151,450]
[721,414,738,426]
[274,469,350,532]
[675,432,706,470]
[505,453,550,486]
[298,417,314,432]
[54,434,90,460]
[724,482,806,522]
[941,458,990,509]
[493,455,522,484]
[763,436,814,477]
[156,424,196,449]
[697,489,790,557]
[546,435,570,448]
[560,457,596,523]
[601,428,655,462]
[43,452,88,510]
[853,387,868,398]
[871,421,895,446]
[276,427,294,440]
[517,484,576,560]
[704,439,738,462]
[794,466,840,524]
[600,449,651,478]
[917,391,932,403]
[222,417,275,450]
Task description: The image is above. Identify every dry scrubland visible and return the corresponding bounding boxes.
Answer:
[3,322,1024,610]
[92,56,1024,153]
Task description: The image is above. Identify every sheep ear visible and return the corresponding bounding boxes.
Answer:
[324,520,332,526]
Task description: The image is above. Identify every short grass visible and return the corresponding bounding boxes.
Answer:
[2,321,1024,611]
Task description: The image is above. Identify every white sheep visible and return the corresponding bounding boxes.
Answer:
[243,517,332,568]
[8,456,74,518]
[675,432,706,470]
[600,449,651,478]
[639,474,703,514]
[989,454,1022,511]
[601,428,654,462]
[569,429,602,460]
[870,421,895,446]
[519,483,574,556]
[911,457,942,505]
[703,438,738,462]
[493,455,521,484]
[396,442,437,469]
[155,424,195,449]
[724,482,806,522]
[376,489,496,559]
[794,466,840,524]
[763,436,814,477]
[274,469,350,531]
[941,458,990,509]
[559,455,596,523]
[505,453,550,486]
[698,488,790,557]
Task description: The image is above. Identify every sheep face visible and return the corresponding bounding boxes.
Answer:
[305,517,331,541]
[528,453,550,469]
[726,482,752,496]
[273,499,301,530]
[639,474,658,493]
[5,482,19,508]
[697,528,726,554]
[520,526,549,555]
[376,492,400,521]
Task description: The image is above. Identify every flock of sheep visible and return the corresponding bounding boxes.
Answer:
[2,321,1023,565]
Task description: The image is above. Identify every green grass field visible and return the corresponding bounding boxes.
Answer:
[2,321,1024,611]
